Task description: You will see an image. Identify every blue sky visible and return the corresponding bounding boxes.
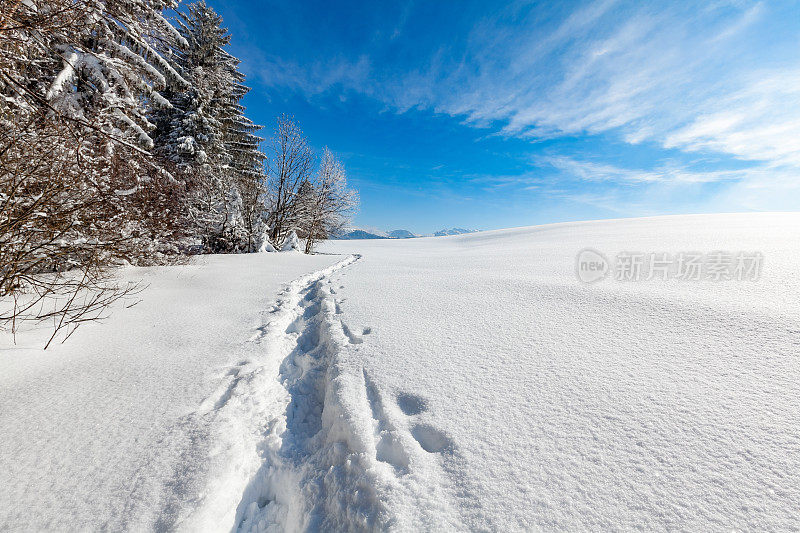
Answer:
[205,0,800,234]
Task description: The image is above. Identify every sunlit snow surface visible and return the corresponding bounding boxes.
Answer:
[316,213,800,531]
[0,253,338,531]
[1,213,799,532]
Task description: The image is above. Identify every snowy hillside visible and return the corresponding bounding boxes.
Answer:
[1,213,799,531]
[314,212,800,530]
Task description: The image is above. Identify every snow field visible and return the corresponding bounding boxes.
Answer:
[319,213,800,531]
[2,213,799,532]
[0,253,340,531]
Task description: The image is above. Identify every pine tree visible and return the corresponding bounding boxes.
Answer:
[33,1,187,148]
[152,1,266,253]
[152,2,225,167]
[221,51,267,252]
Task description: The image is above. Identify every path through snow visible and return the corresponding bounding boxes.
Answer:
[207,251,463,532]
[0,253,339,531]
[182,254,370,531]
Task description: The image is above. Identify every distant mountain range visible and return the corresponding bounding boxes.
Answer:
[335,227,478,240]
[336,229,388,240]
[388,229,416,239]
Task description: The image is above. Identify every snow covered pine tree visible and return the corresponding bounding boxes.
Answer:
[152,1,267,253]
[223,53,269,253]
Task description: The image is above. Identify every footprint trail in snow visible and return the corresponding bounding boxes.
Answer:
[183,252,463,532]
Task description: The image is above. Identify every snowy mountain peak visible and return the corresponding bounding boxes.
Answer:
[336,229,388,240]
[388,229,417,239]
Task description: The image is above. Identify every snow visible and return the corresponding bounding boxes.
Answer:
[314,212,800,530]
[0,252,339,531]
[46,48,78,101]
[2,212,799,531]
[281,231,301,252]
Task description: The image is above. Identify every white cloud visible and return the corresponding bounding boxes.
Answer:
[244,53,372,99]
[289,1,794,168]
[538,156,751,184]
[252,0,799,210]
[423,1,776,153]
[538,154,800,214]
[664,70,800,166]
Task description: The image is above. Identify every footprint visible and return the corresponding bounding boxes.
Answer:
[303,286,319,301]
[212,377,241,410]
[302,301,321,319]
[396,392,426,416]
[376,432,410,472]
[199,373,242,413]
[285,315,304,334]
[341,322,363,344]
[364,369,410,473]
[249,323,270,342]
[411,424,453,454]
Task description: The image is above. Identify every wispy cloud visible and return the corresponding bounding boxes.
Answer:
[539,156,753,184]
[539,154,800,215]
[245,54,372,97]
[424,1,777,156]
[664,69,800,166]
[242,0,799,218]
[257,1,799,165]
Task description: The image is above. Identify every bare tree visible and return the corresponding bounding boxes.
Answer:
[0,0,187,346]
[301,148,359,253]
[265,115,315,249]
[0,118,150,347]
